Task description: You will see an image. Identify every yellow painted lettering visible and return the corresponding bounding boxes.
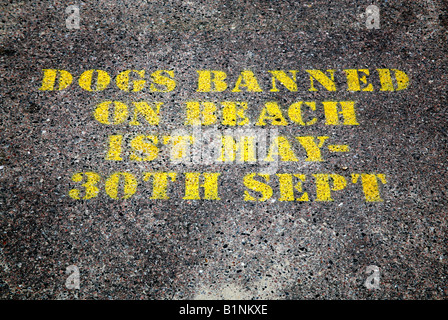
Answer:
[277,173,309,202]
[377,69,410,91]
[130,135,159,161]
[218,135,257,162]
[265,136,298,162]
[116,70,146,92]
[93,101,128,125]
[39,69,73,91]
[323,101,359,125]
[197,70,228,92]
[105,172,138,200]
[150,70,176,92]
[78,69,110,91]
[163,135,195,160]
[313,173,347,201]
[256,102,288,126]
[295,136,329,162]
[183,172,221,200]
[243,173,272,201]
[69,172,100,200]
[288,101,317,126]
[232,70,263,92]
[268,70,298,92]
[129,101,162,126]
[105,135,123,161]
[352,173,387,202]
[185,101,217,125]
[344,69,374,91]
[306,69,336,91]
[221,101,250,126]
[143,172,177,199]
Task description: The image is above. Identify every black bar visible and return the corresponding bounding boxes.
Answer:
[0,300,446,318]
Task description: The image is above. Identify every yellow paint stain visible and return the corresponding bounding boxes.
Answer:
[328,145,350,152]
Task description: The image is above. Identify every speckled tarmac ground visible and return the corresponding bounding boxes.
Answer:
[0,0,447,300]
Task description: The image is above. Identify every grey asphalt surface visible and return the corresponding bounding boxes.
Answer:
[0,0,447,300]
